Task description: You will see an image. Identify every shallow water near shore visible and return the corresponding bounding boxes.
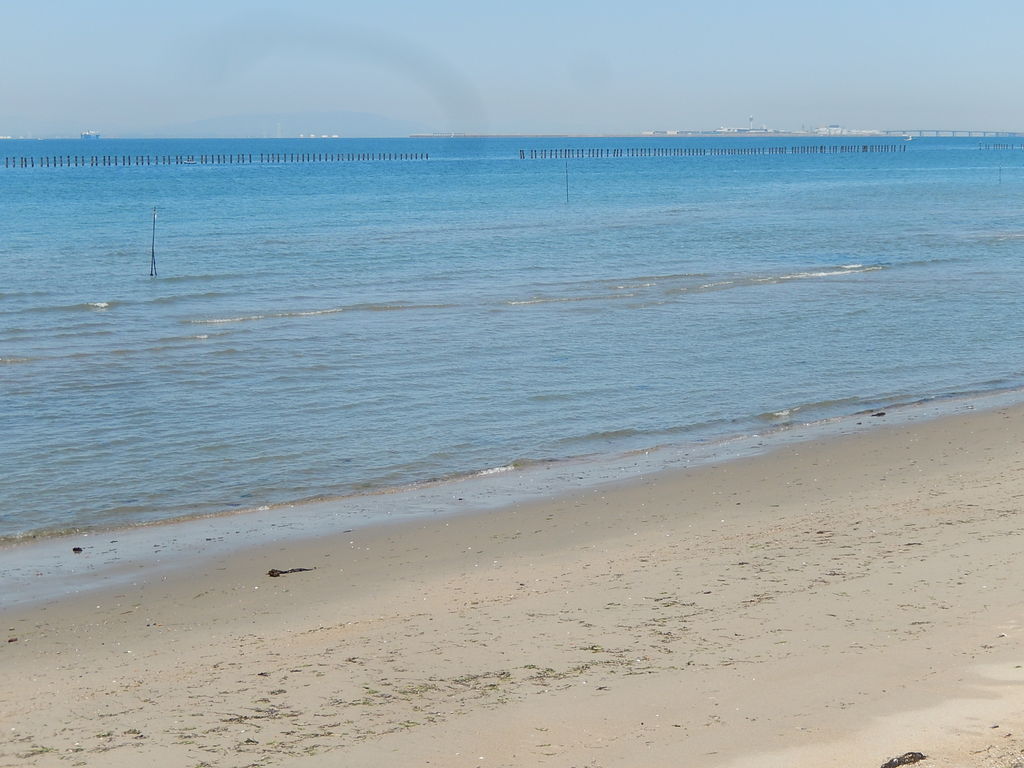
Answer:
[2,135,1024,541]
[1,388,1018,611]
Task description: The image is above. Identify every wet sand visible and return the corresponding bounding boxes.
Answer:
[5,404,1024,767]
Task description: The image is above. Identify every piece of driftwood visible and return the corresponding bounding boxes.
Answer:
[266,567,315,577]
[880,752,926,768]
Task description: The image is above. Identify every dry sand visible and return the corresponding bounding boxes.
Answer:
[5,404,1024,767]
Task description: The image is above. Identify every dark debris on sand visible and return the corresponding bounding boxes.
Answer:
[880,752,926,768]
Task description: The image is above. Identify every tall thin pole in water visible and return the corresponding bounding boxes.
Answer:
[149,207,158,277]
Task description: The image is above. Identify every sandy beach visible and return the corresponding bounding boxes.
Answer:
[5,403,1024,767]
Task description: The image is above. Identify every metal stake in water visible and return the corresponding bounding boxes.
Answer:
[149,207,158,277]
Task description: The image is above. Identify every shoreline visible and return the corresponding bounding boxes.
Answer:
[4,387,1023,612]
[0,377,954,545]
[5,397,1024,765]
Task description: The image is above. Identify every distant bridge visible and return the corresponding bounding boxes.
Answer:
[883,130,1024,137]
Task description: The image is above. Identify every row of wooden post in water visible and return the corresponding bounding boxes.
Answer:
[1,152,428,169]
[8,142,1021,169]
[520,144,909,159]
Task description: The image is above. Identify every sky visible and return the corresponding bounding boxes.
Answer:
[2,0,1022,137]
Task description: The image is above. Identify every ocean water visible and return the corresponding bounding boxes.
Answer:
[2,135,1023,539]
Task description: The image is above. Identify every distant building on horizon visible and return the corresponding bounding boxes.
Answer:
[80,131,101,139]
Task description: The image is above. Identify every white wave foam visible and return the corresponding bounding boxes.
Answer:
[474,465,514,477]
[87,302,110,310]
[507,293,634,306]
[192,314,266,324]
[289,308,346,318]
[195,308,344,324]
[779,265,883,280]
[191,303,450,325]
[699,280,735,289]
[507,298,551,306]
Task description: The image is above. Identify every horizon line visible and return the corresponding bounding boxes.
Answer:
[3,129,1024,141]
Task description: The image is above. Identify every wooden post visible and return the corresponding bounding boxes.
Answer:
[149,207,158,277]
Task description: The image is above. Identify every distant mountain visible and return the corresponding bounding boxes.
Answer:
[137,110,432,138]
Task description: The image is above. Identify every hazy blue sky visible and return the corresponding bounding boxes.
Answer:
[3,0,1022,136]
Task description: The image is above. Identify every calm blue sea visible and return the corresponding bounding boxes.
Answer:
[2,135,1023,539]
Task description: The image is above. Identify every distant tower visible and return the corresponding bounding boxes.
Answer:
[749,115,754,131]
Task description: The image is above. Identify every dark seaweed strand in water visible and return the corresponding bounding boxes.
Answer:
[267,567,315,577]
